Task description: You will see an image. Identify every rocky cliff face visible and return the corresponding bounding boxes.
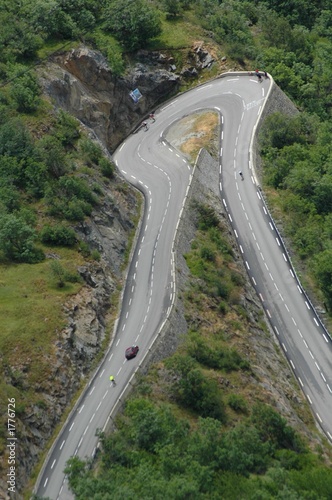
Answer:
[39,46,181,151]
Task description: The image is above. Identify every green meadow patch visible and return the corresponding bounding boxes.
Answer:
[0,248,84,451]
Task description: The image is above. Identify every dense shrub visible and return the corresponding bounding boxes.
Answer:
[64,199,93,221]
[228,394,248,413]
[0,185,20,212]
[251,403,304,452]
[208,226,233,256]
[89,30,125,76]
[24,159,48,198]
[0,119,33,160]
[9,71,40,113]
[200,245,215,261]
[40,224,77,247]
[35,136,68,178]
[57,177,97,205]
[218,300,228,315]
[166,355,226,421]
[218,424,270,476]
[54,110,80,146]
[188,333,249,372]
[176,368,226,421]
[103,0,162,51]
[99,157,115,178]
[44,175,97,221]
[78,138,103,166]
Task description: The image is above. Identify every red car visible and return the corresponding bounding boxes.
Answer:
[125,345,139,360]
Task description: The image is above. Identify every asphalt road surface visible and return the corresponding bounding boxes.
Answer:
[36,73,332,500]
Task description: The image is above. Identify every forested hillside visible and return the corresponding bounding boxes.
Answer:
[1,0,332,499]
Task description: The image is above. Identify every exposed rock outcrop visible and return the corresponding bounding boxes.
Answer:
[39,46,181,151]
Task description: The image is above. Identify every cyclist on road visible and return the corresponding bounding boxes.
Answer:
[109,375,116,386]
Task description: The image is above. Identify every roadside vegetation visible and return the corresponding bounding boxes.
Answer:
[259,112,332,315]
[1,0,332,498]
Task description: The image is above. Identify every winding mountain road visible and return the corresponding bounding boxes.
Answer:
[36,73,332,500]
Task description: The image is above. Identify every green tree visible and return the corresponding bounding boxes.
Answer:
[285,161,320,198]
[35,135,68,178]
[313,9,332,39]
[58,0,100,32]
[0,214,43,262]
[288,465,332,498]
[260,9,298,51]
[218,424,270,476]
[57,176,97,205]
[163,0,182,19]
[0,156,26,188]
[24,159,48,197]
[9,71,40,113]
[204,1,254,60]
[251,403,303,452]
[103,0,162,51]
[176,368,226,421]
[125,399,189,454]
[260,0,325,29]
[264,143,308,189]
[0,1,43,63]
[32,0,99,40]
[0,185,20,213]
[0,119,33,160]
[165,353,196,377]
[64,456,89,492]
[292,216,324,259]
[100,431,135,469]
[188,417,222,466]
[311,40,332,117]
[260,113,318,158]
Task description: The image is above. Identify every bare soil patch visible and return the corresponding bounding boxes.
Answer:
[166,111,219,162]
